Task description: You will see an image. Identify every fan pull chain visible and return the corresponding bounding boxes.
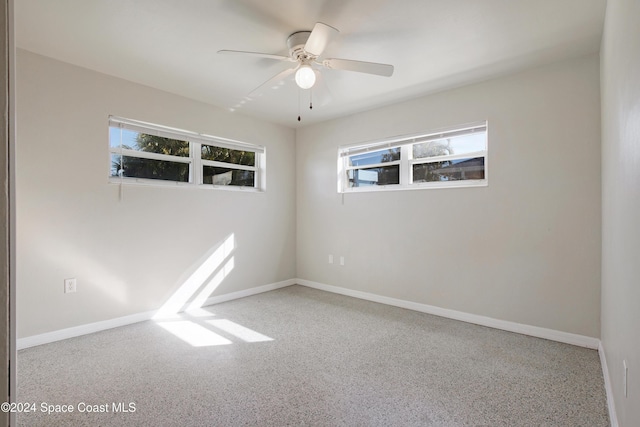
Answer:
[296,88,315,122]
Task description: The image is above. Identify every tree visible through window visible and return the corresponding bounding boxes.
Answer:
[109,116,264,189]
[201,145,256,187]
[111,133,191,182]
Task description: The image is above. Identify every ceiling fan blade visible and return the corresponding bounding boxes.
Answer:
[322,58,394,77]
[248,66,298,97]
[218,50,294,62]
[304,22,339,57]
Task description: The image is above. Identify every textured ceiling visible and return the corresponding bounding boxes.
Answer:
[16,0,606,128]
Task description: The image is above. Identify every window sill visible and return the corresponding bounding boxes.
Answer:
[339,179,487,193]
[108,178,264,192]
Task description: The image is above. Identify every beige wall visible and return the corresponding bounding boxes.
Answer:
[600,0,640,424]
[16,49,296,338]
[16,50,604,343]
[296,53,601,338]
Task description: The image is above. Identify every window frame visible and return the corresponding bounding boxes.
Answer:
[109,116,265,191]
[338,122,488,193]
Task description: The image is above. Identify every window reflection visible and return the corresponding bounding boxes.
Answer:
[203,166,255,186]
[348,165,400,187]
[349,148,400,167]
[413,157,485,182]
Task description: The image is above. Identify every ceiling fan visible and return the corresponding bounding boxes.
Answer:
[218,22,394,105]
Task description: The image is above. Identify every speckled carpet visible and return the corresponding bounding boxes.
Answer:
[17,285,609,426]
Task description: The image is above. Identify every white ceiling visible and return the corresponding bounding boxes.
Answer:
[15,0,606,128]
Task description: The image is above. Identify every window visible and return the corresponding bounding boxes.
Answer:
[109,116,264,190]
[338,122,487,192]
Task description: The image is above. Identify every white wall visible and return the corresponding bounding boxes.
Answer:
[297,54,601,338]
[600,0,640,424]
[16,50,296,338]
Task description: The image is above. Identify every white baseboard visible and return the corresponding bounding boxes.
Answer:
[17,279,296,350]
[296,279,601,349]
[17,310,157,350]
[599,342,619,427]
[202,279,295,306]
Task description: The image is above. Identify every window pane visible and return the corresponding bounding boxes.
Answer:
[114,155,189,182]
[203,166,255,187]
[413,157,485,182]
[109,127,189,157]
[110,154,123,177]
[347,165,400,187]
[349,147,400,167]
[201,145,255,166]
[413,132,485,160]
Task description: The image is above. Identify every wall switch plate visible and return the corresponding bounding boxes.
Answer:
[328,255,333,264]
[340,256,345,266]
[64,278,77,293]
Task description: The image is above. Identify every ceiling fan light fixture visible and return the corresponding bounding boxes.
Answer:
[295,65,316,89]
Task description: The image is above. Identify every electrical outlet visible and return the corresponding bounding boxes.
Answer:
[328,254,333,264]
[64,278,77,294]
[623,360,628,398]
[340,256,345,266]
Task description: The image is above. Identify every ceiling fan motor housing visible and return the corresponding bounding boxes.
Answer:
[287,31,313,60]
[218,22,393,100]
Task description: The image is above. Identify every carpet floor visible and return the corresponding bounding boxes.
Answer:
[17,285,609,426]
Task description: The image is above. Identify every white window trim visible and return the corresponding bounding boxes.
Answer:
[345,159,401,171]
[108,116,265,191]
[338,121,488,193]
[117,147,192,164]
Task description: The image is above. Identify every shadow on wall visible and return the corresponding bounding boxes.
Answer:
[153,233,273,346]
